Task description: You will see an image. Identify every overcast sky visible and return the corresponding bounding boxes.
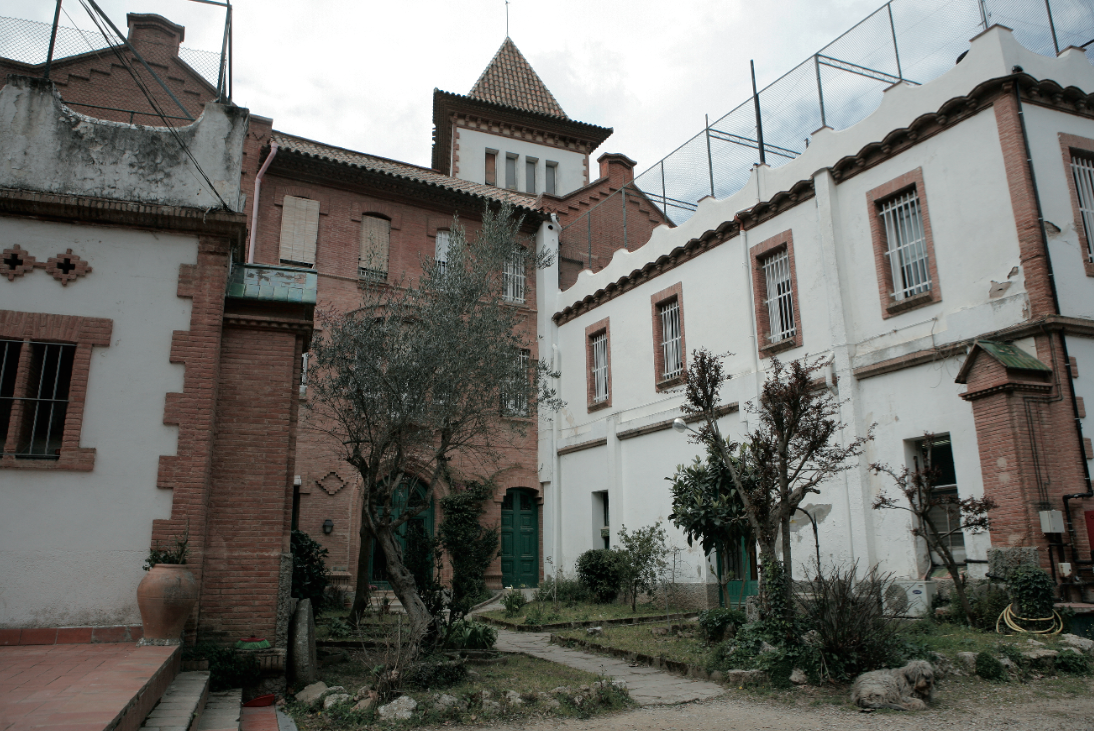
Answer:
[10,0,897,173]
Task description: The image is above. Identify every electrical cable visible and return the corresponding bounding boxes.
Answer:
[75,0,231,210]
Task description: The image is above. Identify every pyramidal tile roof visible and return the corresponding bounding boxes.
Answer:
[468,38,567,118]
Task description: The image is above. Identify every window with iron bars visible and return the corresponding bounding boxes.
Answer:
[880,189,930,301]
[762,250,796,343]
[658,299,682,380]
[435,230,450,275]
[1071,152,1094,262]
[503,250,525,304]
[591,332,609,403]
[504,348,531,417]
[1,340,76,460]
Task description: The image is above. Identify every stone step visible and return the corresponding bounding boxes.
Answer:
[196,689,242,731]
[140,670,210,731]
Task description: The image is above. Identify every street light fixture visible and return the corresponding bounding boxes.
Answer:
[672,417,692,434]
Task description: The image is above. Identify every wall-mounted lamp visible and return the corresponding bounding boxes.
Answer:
[322,519,334,535]
[672,417,695,434]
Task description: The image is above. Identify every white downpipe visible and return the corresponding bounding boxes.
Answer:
[247,140,279,264]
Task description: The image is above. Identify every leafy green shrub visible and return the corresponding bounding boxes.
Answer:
[291,529,330,617]
[697,607,746,643]
[575,549,625,604]
[1007,565,1056,619]
[502,586,527,616]
[182,642,260,691]
[616,523,668,611]
[996,641,1024,669]
[976,651,1007,681]
[1056,650,1093,675]
[523,603,560,626]
[327,617,351,639]
[795,562,903,680]
[143,530,189,570]
[438,482,500,619]
[534,574,590,605]
[443,619,497,650]
[406,655,467,689]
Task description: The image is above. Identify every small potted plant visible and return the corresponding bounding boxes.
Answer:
[136,531,198,643]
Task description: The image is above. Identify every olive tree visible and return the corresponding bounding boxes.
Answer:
[306,204,559,650]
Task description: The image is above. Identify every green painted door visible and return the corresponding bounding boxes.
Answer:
[717,535,759,608]
[368,478,434,590]
[500,488,538,588]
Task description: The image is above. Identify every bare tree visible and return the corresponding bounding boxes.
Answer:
[307,204,560,650]
[681,349,872,617]
[870,434,995,621]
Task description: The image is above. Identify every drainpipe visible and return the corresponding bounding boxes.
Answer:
[248,140,279,264]
[1012,73,1094,587]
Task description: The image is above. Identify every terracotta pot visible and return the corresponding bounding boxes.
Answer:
[137,564,198,641]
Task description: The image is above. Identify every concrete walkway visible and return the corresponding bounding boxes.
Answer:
[494,629,723,706]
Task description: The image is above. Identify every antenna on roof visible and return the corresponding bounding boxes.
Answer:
[505,0,510,38]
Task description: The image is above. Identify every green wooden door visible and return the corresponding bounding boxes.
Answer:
[717,535,759,608]
[368,478,434,590]
[500,488,538,588]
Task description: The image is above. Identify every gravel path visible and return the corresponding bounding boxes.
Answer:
[487,691,1094,731]
[494,629,723,706]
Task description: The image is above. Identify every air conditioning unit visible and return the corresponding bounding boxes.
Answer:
[884,580,936,617]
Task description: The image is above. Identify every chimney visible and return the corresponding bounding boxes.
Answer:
[598,153,638,183]
[126,13,185,61]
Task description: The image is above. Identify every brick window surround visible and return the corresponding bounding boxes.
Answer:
[750,230,803,358]
[1059,133,1094,278]
[866,168,942,318]
[650,282,686,391]
[0,310,111,471]
[585,317,612,412]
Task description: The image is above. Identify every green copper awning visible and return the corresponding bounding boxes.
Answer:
[226,262,317,304]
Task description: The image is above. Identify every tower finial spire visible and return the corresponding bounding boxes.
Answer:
[505,0,509,38]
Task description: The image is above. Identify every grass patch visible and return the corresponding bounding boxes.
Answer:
[286,652,634,729]
[480,600,690,625]
[553,621,709,667]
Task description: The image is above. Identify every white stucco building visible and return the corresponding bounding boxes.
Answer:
[536,26,1094,607]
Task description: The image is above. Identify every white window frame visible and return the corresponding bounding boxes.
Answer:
[1071,153,1094,262]
[880,189,931,300]
[762,249,795,343]
[591,333,609,403]
[503,249,525,304]
[435,230,450,274]
[545,162,558,196]
[659,299,682,380]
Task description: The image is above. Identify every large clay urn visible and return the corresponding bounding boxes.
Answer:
[137,565,199,641]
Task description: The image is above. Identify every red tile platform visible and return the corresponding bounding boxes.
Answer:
[0,644,178,731]
[239,707,277,731]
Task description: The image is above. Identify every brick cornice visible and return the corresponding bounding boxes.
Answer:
[0,188,246,244]
[959,379,1053,401]
[556,437,607,456]
[223,313,314,336]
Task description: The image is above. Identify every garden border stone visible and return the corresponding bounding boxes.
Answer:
[548,633,740,684]
[479,611,697,633]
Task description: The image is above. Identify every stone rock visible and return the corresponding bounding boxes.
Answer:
[724,669,767,686]
[434,693,460,709]
[1061,633,1094,653]
[480,690,493,700]
[789,668,809,685]
[929,652,961,678]
[759,641,778,654]
[482,700,501,714]
[611,679,627,691]
[378,695,418,721]
[323,693,351,710]
[551,686,571,695]
[289,598,318,685]
[709,670,724,683]
[587,626,603,636]
[650,627,669,636]
[352,686,372,701]
[544,698,561,710]
[1025,638,1046,647]
[801,630,820,646]
[351,697,374,712]
[294,681,328,705]
[572,694,585,707]
[504,690,523,706]
[579,684,590,693]
[1021,648,1058,668]
[956,652,978,672]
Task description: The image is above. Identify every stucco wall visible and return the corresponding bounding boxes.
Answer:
[0,217,195,627]
[0,75,247,212]
[456,127,587,196]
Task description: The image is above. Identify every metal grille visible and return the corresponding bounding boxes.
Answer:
[880,189,931,299]
[1072,153,1094,260]
[591,333,609,403]
[0,340,75,459]
[659,299,682,379]
[435,230,450,273]
[762,250,796,343]
[503,251,525,303]
[506,348,531,416]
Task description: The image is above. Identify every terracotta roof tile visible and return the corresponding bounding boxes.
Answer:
[272,132,540,209]
[468,38,567,118]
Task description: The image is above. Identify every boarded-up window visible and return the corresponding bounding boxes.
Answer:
[485,151,497,186]
[360,215,391,280]
[545,162,557,195]
[526,159,537,194]
[278,196,320,266]
[506,154,518,190]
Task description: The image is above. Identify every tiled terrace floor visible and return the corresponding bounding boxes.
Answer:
[0,644,178,731]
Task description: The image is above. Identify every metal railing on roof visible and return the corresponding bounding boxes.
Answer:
[559,0,1094,274]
